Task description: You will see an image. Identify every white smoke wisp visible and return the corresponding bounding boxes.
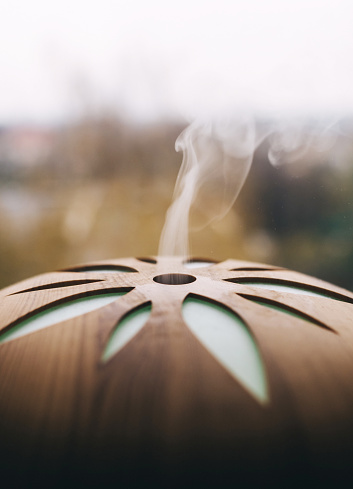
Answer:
[268,118,339,167]
[158,117,267,257]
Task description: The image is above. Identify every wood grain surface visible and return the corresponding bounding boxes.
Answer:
[1,256,353,488]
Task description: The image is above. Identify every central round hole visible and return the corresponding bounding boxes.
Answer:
[153,273,196,285]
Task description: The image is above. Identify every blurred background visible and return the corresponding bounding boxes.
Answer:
[1,0,353,290]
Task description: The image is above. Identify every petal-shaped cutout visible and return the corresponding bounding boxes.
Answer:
[0,291,130,344]
[230,267,279,271]
[239,294,335,333]
[137,257,157,264]
[184,259,215,269]
[102,302,152,362]
[183,295,268,405]
[226,278,353,303]
[65,265,138,273]
[11,279,103,295]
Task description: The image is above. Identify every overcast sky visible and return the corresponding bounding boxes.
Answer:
[0,0,352,124]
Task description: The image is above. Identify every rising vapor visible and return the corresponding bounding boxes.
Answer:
[159,117,267,257]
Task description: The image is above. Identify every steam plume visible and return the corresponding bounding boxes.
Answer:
[158,115,340,258]
[267,118,339,166]
[158,117,266,257]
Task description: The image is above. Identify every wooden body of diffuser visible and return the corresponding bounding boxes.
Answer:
[1,256,353,488]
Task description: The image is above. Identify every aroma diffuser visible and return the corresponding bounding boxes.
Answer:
[1,256,353,488]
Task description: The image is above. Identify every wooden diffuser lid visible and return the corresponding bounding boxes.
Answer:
[1,256,353,488]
